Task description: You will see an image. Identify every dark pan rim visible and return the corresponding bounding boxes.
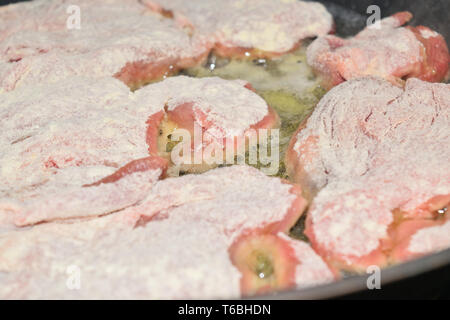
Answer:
[246,248,450,300]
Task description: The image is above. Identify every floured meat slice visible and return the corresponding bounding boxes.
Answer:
[303,181,395,272]
[307,12,450,89]
[229,231,336,296]
[1,75,279,225]
[2,159,167,227]
[214,0,333,59]
[286,77,450,271]
[0,0,209,91]
[124,165,306,236]
[0,77,168,227]
[281,234,337,290]
[0,165,326,299]
[0,214,241,299]
[391,217,450,263]
[230,232,298,296]
[143,0,333,58]
[140,76,279,174]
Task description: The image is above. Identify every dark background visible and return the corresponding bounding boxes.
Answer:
[321,0,449,40]
[341,264,450,300]
[0,0,19,4]
[0,0,449,300]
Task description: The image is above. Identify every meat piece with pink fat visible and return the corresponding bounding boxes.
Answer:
[0,165,335,299]
[0,76,169,227]
[286,77,450,271]
[0,75,280,227]
[391,214,450,263]
[141,76,279,174]
[0,0,209,92]
[143,0,333,59]
[307,12,450,89]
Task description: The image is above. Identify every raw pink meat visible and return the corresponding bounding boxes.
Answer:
[0,76,280,227]
[0,165,326,299]
[228,231,336,296]
[6,158,168,227]
[143,0,333,58]
[286,77,450,271]
[143,76,279,160]
[123,165,307,236]
[307,12,450,89]
[0,213,241,299]
[0,0,332,91]
[390,218,450,263]
[0,0,209,91]
[0,76,169,227]
[279,234,338,289]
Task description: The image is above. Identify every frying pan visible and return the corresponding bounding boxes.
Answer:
[0,0,448,299]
